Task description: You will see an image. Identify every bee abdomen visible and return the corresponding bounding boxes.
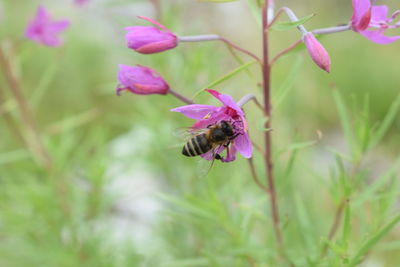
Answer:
[182,134,212,157]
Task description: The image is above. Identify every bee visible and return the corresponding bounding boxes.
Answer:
[182,120,238,160]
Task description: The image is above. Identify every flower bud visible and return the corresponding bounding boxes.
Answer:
[125,16,178,54]
[116,64,170,95]
[303,32,331,73]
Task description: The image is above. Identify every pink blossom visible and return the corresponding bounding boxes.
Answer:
[74,0,89,6]
[116,64,170,95]
[351,0,400,44]
[303,32,331,73]
[171,90,252,162]
[125,16,178,54]
[25,6,70,47]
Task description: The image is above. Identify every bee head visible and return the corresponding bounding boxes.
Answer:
[220,120,235,137]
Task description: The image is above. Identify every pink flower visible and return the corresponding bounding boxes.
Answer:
[116,64,170,95]
[171,90,252,162]
[74,0,89,6]
[25,6,70,47]
[351,0,400,44]
[303,32,331,73]
[125,16,178,54]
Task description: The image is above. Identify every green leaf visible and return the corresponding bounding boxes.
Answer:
[193,60,257,98]
[341,200,351,252]
[348,213,400,267]
[354,154,400,206]
[272,55,303,109]
[271,14,315,31]
[333,89,358,160]
[368,93,400,150]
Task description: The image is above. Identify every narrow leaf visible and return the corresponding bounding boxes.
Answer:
[333,89,357,159]
[193,60,257,98]
[368,93,400,149]
[272,55,303,109]
[271,14,315,31]
[348,213,400,267]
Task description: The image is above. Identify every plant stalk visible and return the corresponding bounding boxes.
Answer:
[169,89,194,105]
[262,2,283,254]
[0,45,52,170]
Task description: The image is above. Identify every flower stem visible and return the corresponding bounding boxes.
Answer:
[179,35,263,64]
[319,198,347,259]
[269,39,302,67]
[247,158,269,194]
[312,24,351,35]
[262,2,284,255]
[169,89,194,105]
[237,93,264,113]
[0,45,52,170]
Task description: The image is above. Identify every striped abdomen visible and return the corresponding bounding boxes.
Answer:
[182,134,212,157]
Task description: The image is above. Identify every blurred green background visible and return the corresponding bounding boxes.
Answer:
[1,0,400,266]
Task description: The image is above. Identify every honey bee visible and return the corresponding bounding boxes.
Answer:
[182,120,239,160]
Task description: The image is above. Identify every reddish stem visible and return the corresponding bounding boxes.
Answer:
[169,89,194,105]
[0,46,52,170]
[262,2,284,254]
[219,38,263,64]
[269,39,302,67]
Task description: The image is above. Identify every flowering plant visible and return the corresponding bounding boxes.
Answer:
[172,89,252,162]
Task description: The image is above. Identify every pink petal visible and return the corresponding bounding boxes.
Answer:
[360,29,400,44]
[206,89,243,115]
[135,39,177,54]
[191,112,230,129]
[371,5,389,21]
[234,133,252,158]
[352,0,371,28]
[171,105,218,120]
[223,144,237,162]
[137,16,172,33]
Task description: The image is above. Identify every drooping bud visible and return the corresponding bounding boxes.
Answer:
[25,6,70,47]
[303,32,331,73]
[125,16,178,54]
[116,64,170,95]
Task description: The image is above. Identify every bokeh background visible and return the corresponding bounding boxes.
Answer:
[1,0,399,266]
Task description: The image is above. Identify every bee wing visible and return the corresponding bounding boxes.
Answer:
[173,127,208,140]
[195,145,224,178]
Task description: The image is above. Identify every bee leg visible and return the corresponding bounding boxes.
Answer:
[229,133,241,140]
[215,154,222,160]
[224,141,231,148]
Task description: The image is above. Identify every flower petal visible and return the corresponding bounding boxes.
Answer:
[360,29,400,44]
[135,39,177,54]
[371,5,389,21]
[352,0,371,23]
[171,105,218,120]
[191,111,230,129]
[206,89,243,115]
[234,133,252,158]
[222,144,237,162]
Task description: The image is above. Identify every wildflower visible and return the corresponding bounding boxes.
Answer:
[125,16,178,54]
[171,89,252,162]
[25,6,70,47]
[74,0,89,6]
[116,64,170,95]
[351,0,400,44]
[303,32,331,73]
